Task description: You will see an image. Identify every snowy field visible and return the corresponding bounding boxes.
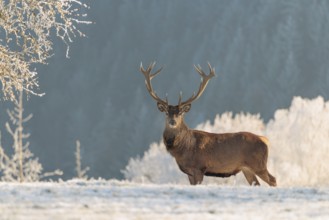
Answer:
[0,180,328,220]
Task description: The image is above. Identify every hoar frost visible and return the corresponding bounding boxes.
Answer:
[0,0,90,101]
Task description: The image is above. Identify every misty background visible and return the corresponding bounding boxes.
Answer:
[0,0,329,179]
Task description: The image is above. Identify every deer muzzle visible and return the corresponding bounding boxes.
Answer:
[169,119,176,126]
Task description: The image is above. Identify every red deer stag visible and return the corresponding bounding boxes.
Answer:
[139,62,277,186]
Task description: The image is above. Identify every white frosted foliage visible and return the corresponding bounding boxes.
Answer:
[196,112,265,134]
[123,142,186,184]
[0,0,90,101]
[267,96,329,186]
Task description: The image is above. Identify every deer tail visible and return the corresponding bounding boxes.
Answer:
[258,136,270,146]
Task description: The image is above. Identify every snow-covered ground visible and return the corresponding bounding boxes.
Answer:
[0,180,328,220]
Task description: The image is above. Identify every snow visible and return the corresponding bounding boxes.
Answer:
[0,180,328,219]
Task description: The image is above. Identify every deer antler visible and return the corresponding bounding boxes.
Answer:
[140,62,168,106]
[179,62,215,106]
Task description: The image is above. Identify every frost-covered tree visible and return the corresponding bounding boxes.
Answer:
[0,0,90,101]
[0,91,62,182]
[75,140,89,179]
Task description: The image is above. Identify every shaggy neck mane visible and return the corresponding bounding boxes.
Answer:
[163,121,195,151]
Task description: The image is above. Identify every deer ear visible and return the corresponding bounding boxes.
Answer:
[157,102,167,112]
[180,104,191,113]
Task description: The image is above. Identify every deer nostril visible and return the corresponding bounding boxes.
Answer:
[169,119,176,126]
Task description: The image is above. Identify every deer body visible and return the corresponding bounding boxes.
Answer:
[139,62,276,186]
[163,120,275,185]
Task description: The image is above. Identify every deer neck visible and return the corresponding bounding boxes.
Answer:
[163,121,190,151]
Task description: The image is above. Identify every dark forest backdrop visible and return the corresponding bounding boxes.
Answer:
[1,0,329,179]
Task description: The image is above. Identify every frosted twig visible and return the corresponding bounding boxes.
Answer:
[0,0,90,101]
[75,140,90,179]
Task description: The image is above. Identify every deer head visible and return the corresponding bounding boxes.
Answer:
[139,62,215,128]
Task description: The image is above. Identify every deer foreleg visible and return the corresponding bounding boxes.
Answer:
[187,170,204,185]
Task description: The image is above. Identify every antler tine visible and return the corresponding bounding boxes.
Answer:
[207,62,215,77]
[150,66,163,79]
[194,64,206,77]
[179,63,215,106]
[140,62,145,72]
[147,61,156,72]
[139,62,168,105]
[140,62,163,78]
[178,91,183,106]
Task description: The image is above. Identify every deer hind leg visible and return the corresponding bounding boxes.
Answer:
[255,169,277,187]
[268,172,277,186]
[242,168,260,186]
